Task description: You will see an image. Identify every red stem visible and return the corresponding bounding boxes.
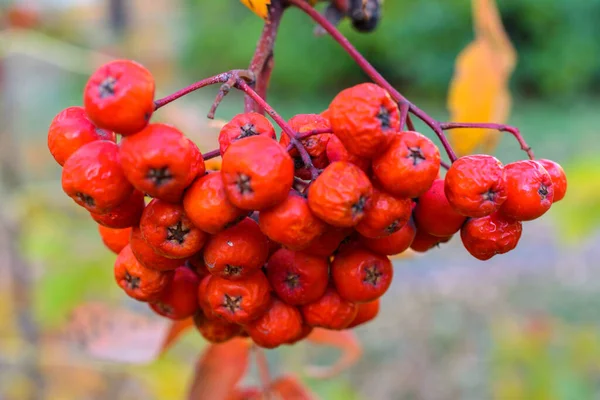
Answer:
[201,148,221,160]
[235,79,319,179]
[154,72,232,109]
[440,122,534,160]
[287,0,460,162]
[297,127,333,140]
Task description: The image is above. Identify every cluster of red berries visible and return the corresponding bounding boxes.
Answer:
[47,59,567,348]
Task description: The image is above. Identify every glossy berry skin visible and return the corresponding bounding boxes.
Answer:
[114,244,174,302]
[188,252,210,278]
[410,229,452,253]
[47,106,115,166]
[83,60,155,135]
[205,272,272,324]
[280,114,332,170]
[499,160,554,221]
[140,199,208,259]
[347,299,380,328]
[98,225,131,254]
[302,225,354,258]
[203,218,269,280]
[461,212,522,261]
[329,83,399,158]
[414,179,466,237]
[356,187,412,238]
[361,218,417,256]
[221,135,294,210]
[326,135,371,173]
[266,248,329,306]
[193,311,242,343]
[218,112,276,155]
[129,227,183,271]
[244,299,303,349]
[120,123,204,203]
[287,324,314,345]
[332,247,393,303]
[258,192,326,251]
[62,140,133,214]
[372,131,441,199]
[308,161,373,227]
[183,172,247,235]
[197,275,217,318]
[90,190,145,229]
[445,155,507,218]
[149,266,200,320]
[536,159,567,202]
[301,286,358,330]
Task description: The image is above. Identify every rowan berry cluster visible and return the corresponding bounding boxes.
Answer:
[48,58,567,348]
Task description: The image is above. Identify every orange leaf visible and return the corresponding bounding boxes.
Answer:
[188,338,252,400]
[159,317,194,355]
[447,0,516,156]
[62,302,171,364]
[239,0,271,20]
[304,328,362,379]
[268,375,317,399]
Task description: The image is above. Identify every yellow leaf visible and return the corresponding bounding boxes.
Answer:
[239,0,271,20]
[447,0,517,156]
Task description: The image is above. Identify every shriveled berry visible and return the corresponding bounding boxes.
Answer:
[129,227,183,271]
[203,218,269,280]
[356,187,412,238]
[329,83,399,158]
[372,131,441,198]
[120,123,204,203]
[219,112,276,155]
[536,159,567,203]
[205,272,271,324]
[47,106,115,166]
[444,155,507,218]
[149,266,200,320]
[258,192,326,250]
[361,218,417,256]
[280,114,333,170]
[140,199,208,259]
[308,161,373,227]
[90,190,145,229]
[62,140,133,214]
[347,299,380,328]
[332,247,393,303]
[244,299,303,349]
[326,135,371,173]
[221,135,294,210]
[83,59,155,135]
[461,212,522,260]
[499,160,554,221]
[98,225,131,254]
[266,248,329,306]
[114,244,174,301]
[414,179,466,237]
[301,286,358,330]
[183,172,247,235]
[193,311,242,343]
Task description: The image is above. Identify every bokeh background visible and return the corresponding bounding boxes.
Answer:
[1,0,599,399]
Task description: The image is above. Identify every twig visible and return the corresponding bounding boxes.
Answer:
[207,75,237,119]
[201,149,221,160]
[296,127,333,140]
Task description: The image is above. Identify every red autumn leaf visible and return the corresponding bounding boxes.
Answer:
[188,338,252,400]
[268,374,317,399]
[159,317,194,355]
[304,328,362,379]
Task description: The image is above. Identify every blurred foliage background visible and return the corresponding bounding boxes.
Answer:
[1,0,599,399]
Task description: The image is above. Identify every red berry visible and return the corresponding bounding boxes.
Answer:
[331,247,393,303]
[149,266,200,320]
[414,179,466,237]
[265,248,329,306]
[444,155,507,218]
[47,106,115,166]
[347,299,380,328]
[536,159,567,203]
[361,218,417,256]
[129,227,183,271]
[372,131,441,198]
[410,229,452,253]
[499,160,554,221]
[329,83,399,158]
[218,112,276,155]
[301,286,358,330]
[461,212,522,260]
[120,123,204,203]
[98,225,131,255]
[203,218,269,280]
[62,141,133,214]
[280,114,333,170]
[326,135,371,173]
[356,187,412,238]
[90,190,145,229]
[244,299,303,349]
[83,60,155,135]
[302,225,354,258]
[194,311,242,343]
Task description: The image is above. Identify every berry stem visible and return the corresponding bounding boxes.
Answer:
[244,2,285,114]
[296,127,333,140]
[235,78,320,180]
[201,148,221,160]
[287,0,460,162]
[440,122,535,160]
